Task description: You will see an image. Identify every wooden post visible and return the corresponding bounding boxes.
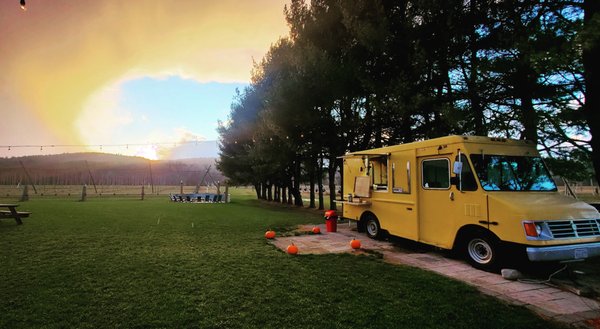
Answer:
[224,185,229,203]
[19,160,37,194]
[148,161,154,194]
[80,185,87,202]
[20,185,29,202]
[141,185,145,201]
[85,161,98,194]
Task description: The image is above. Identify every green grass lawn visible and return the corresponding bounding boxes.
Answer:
[0,194,563,329]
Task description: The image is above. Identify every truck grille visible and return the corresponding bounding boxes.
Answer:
[547,219,600,239]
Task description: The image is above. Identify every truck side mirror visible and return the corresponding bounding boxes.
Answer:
[453,161,463,175]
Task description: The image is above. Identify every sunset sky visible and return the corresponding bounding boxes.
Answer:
[0,0,288,159]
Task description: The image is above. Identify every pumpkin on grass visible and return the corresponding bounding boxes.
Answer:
[265,230,276,239]
[311,226,321,234]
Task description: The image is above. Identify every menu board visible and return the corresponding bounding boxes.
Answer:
[354,176,370,198]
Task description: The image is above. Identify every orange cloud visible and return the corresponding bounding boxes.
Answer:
[0,0,288,149]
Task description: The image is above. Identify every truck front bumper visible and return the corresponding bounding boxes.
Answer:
[526,242,600,262]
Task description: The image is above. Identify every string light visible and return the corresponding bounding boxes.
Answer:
[20,0,26,11]
[0,140,213,152]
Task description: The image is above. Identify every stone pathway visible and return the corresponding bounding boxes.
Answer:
[269,222,600,328]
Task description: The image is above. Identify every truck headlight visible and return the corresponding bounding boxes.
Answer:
[523,221,541,237]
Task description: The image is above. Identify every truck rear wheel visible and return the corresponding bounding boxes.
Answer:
[464,232,500,272]
[364,215,381,239]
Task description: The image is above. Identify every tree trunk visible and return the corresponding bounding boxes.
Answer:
[274,185,281,203]
[308,157,316,208]
[254,182,261,199]
[292,159,303,207]
[583,0,600,184]
[317,155,325,210]
[328,156,338,210]
[516,60,538,143]
[468,9,487,136]
[261,183,268,200]
[267,184,273,201]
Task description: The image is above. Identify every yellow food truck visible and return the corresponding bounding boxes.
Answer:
[339,135,600,271]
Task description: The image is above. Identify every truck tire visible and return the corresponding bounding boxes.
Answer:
[364,215,382,239]
[464,232,501,272]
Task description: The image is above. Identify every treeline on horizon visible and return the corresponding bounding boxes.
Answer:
[217,0,599,209]
[0,153,224,187]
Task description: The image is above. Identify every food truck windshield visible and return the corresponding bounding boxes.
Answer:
[469,154,557,191]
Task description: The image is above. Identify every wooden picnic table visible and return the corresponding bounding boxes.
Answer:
[0,204,31,225]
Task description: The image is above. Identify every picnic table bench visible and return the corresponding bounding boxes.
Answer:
[0,204,31,225]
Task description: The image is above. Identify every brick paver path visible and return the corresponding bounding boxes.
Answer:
[270,222,600,328]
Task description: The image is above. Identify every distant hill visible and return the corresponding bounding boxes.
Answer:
[0,153,225,186]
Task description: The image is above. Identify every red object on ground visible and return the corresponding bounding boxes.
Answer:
[324,210,337,232]
[287,243,298,255]
[350,239,361,249]
[312,226,321,234]
[265,230,276,239]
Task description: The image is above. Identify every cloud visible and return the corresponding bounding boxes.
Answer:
[0,0,288,148]
[75,82,133,146]
[156,127,217,159]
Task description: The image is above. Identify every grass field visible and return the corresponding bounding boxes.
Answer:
[0,192,564,329]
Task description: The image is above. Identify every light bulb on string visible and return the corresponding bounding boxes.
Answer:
[20,0,26,11]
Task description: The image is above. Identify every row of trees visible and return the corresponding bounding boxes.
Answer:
[0,155,224,187]
[218,0,599,209]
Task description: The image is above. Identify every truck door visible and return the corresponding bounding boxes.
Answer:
[451,153,489,233]
[418,154,489,249]
[418,156,456,248]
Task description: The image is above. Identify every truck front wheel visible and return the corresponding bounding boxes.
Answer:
[464,233,501,272]
[364,215,381,239]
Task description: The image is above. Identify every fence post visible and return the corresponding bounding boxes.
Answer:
[141,185,145,201]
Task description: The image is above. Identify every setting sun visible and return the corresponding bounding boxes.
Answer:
[134,145,158,160]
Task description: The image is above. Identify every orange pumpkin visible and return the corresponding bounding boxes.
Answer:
[311,226,321,234]
[287,243,299,255]
[350,238,361,249]
[265,230,276,239]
